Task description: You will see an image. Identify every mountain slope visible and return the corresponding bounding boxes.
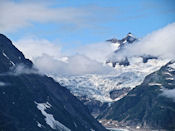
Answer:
[56,33,168,117]
[98,61,175,130]
[0,34,107,131]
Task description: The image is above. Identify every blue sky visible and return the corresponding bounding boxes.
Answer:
[1,0,175,50]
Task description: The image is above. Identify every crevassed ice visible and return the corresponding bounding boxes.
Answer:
[35,102,71,131]
[56,58,168,102]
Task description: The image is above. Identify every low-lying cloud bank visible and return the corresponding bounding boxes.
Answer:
[14,23,175,76]
[13,64,38,75]
[15,38,114,76]
[113,23,175,60]
[34,54,113,76]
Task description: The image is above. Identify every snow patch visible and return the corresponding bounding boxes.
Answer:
[2,52,15,66]
[0,82,6,86]
[148,83,162,86]
[35,102,71,131]
[10,60,15,66]
[2,52,9,60]
[36,121,42,128]
[163,72,173,76]
[166,77,174,80]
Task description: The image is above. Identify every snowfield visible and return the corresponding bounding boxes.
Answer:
[35,102,71,131]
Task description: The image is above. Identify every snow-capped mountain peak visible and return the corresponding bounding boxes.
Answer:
[127,32,134,37]
[106,32,137,53]
[122,32,137,44]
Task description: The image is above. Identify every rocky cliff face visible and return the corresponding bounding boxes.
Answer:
[0,34,107,131]
[98,61,175,130]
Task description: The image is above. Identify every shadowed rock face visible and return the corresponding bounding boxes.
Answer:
[77,96,109,118]
[0,34,33,73]
[98,61,175,130]
[109,88,131,100]
[0,34,107,131]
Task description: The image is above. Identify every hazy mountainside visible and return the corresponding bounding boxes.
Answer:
[0,34,107,131]
[98,61,175,130]
[56,33,168,116]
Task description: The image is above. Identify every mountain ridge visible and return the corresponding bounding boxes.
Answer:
[0,34,107,131]
[98,61,175,130]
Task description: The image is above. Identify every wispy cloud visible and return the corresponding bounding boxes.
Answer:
[12,64,39,75]
[0,0,118,33]
[0,0,85,32]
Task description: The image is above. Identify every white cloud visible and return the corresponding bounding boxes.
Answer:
[0,0,118,33]
[161,89,175,102]
[76,42,115,63]
[14,38,114,76]
[0,0,89,32]
[114,23,175,60]
[13,23,175,76]
[15,38,62,60]
[34,54,113,76]
[13,64,39,75]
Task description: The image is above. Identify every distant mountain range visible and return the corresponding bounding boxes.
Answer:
[57,33,168,117]
[0,34,107,131]
[2,33,174,131]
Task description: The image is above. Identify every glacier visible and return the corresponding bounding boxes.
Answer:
[55,57,168,102]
